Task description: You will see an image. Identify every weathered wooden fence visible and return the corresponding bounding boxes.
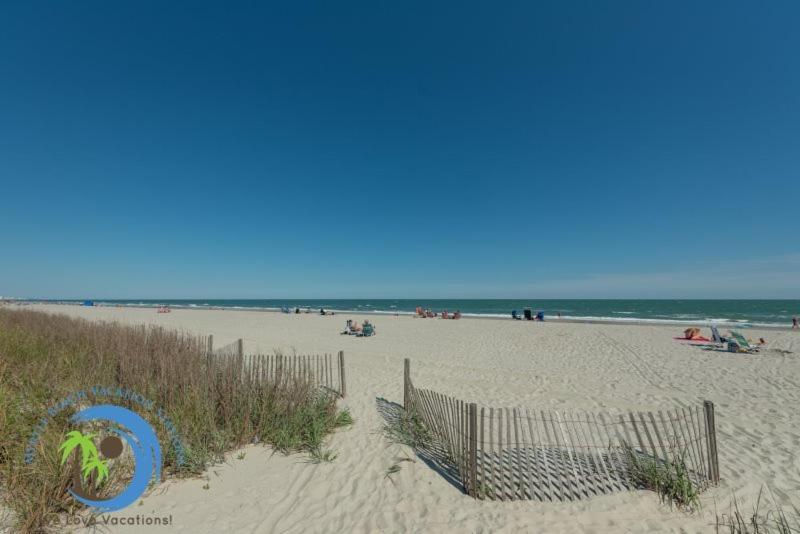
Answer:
[207,336,346,397]
[403,359,718,500]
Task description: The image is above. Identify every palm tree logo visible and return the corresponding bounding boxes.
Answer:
[60,405,160,512]
[58,430,111,489]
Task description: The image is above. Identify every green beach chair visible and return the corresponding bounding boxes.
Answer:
[728,331,760,353]
[360,323,375,337]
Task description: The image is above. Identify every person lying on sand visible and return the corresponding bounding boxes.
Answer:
[684,327,701,340]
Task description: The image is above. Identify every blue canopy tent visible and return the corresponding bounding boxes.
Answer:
[83,300,94,307]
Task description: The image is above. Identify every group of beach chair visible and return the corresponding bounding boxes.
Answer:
[341,319,375,337]
[512,308,544,321]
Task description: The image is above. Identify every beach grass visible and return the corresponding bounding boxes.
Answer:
[623,445,700,512]
[715,487,800,533]
[380,406,431,449]
[0,309,352,533]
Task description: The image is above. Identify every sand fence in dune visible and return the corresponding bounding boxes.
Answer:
[208,336,346,398]
[0,310,353,533]
[402,359,719,501]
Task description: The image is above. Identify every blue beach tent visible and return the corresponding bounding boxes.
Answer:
[83,300,94,306]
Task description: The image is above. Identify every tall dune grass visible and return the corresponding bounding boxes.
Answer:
[0,309,351,533]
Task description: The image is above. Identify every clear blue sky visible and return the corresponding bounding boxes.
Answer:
[1,1,798,299]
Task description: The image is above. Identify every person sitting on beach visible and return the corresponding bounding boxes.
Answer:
[416,306,424,317]
[441,310,449,319]
[342,319,353,334]
[320,308,326,315]
[453,310,462,320]
[351,321,362,333]
[426,309,435,318]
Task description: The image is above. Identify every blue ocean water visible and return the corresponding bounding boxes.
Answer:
[44,299,800,328]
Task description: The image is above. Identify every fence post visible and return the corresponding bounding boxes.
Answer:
[468,402,478,497]
[338,351,346,397]
[703,401,719,484]
[403,359,411,411]
[207,335,213,355]
[237,338,244,358]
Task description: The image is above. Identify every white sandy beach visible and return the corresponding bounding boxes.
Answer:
[20,304,800,533]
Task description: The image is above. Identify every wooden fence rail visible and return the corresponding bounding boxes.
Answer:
[208,336,346,397]
[403,359,719,500]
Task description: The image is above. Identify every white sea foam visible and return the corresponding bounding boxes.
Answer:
[57,301,792,328]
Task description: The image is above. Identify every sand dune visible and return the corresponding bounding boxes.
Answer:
[27,304,800,533]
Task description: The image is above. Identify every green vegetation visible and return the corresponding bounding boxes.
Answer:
[716,487,800,533]
[381,406,431,449]
[623,444,700,512]
[0,309,352,533]
[380,404,428,484]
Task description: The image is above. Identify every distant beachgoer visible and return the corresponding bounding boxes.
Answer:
[320,308,326,315]
[295,307,300,314]
[453,310,462,320]
[557,312,561,319]
[793,316,799,330]
[442,310,449,319]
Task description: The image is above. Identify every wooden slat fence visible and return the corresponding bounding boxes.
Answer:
[207,336,346,397]
[403,359,719,500]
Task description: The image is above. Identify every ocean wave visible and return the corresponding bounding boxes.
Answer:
[46,300,792,328]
